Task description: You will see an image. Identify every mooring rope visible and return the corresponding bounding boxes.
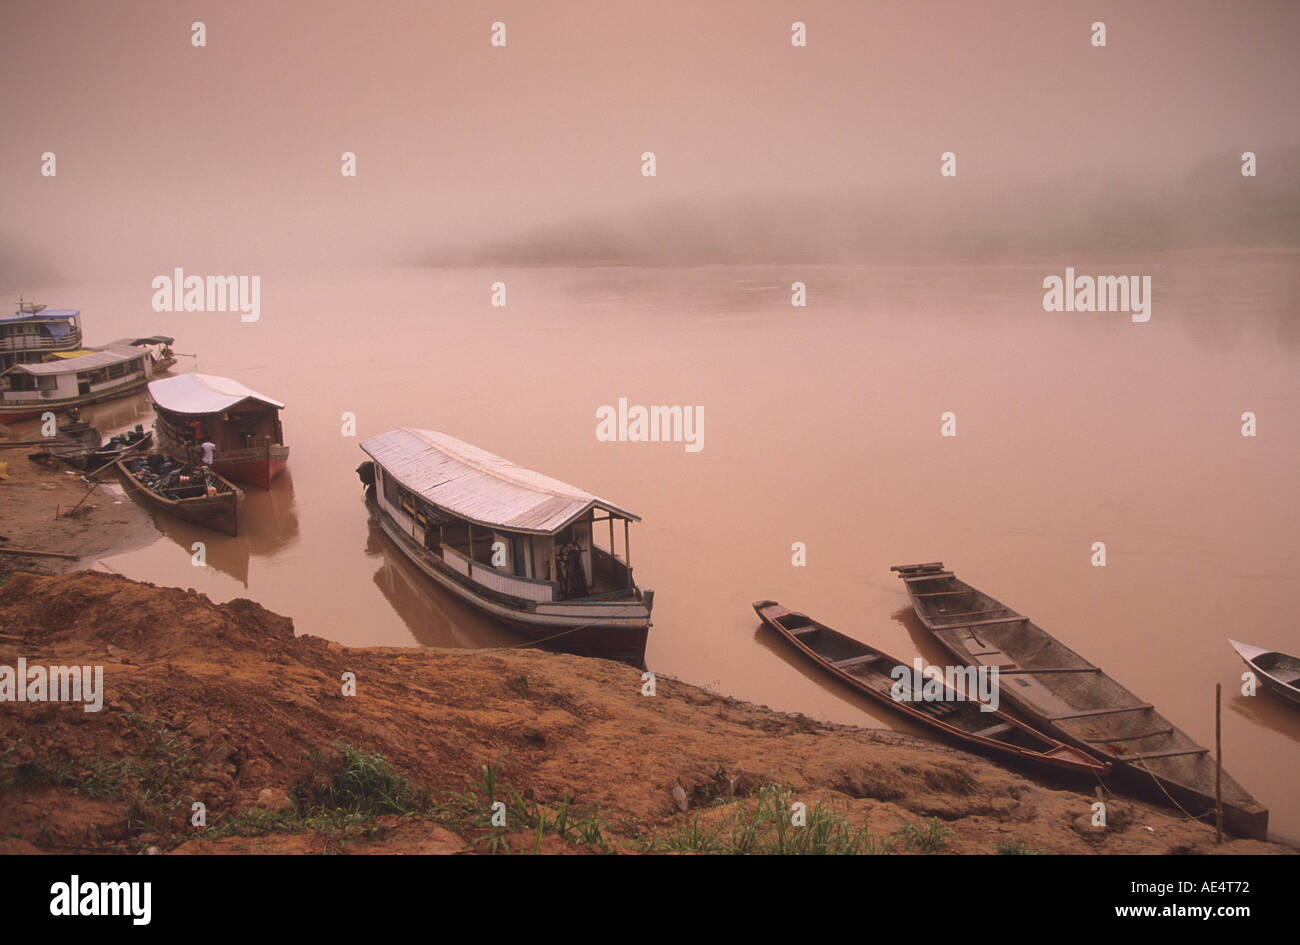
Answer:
[487,622,600,651]
[1130,752,1212,826]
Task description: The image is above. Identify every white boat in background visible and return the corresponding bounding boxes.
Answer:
[357,428,653,665]
[0,299,84,370]
[0,337,176,423]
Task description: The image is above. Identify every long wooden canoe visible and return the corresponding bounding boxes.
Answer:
[1229,639,1300,707]
[754,600,1110,777]
[891,562,1269,840]
[116,458,241,536]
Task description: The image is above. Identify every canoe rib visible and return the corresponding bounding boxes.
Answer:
[753,600,1110,777]
[893,562,1270,841]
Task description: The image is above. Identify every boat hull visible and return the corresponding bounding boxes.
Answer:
[0,375,154,424]
[213,449,289,489]
[367,491,650,665]
[754,600,1110,776]
[892,562,1270,841]
[1230,639,1300,707]
[152,410,289,489]
[116,459,241,536]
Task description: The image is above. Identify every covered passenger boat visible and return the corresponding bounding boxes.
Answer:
[357,428,654,665]
[0,302,84,370]
[0,339,175,423]
[148,373,289,489]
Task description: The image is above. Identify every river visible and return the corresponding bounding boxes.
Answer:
[8,248,1297,840]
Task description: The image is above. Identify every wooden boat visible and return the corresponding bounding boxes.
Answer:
[358,428,653,665]
[43,425,151,471]
[754,601,1110,776]
[115,457,242,536]
[82,428,152,472]
[148,373,288,489]
[0,338,176,423]
[37,421,103,466]
[1229,639,1300,707]
[892,562,1269,840]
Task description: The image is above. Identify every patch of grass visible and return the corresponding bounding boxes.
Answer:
[897,816,953,853]
[1,716,196,834]
[193,741,435,849]
[290,742,428,816]
[641,784,901,855]
[199,746,612,854]
[438,753,612,854]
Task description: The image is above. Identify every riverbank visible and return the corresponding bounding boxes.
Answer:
[0,570,1290,854]
[0,441,154,575]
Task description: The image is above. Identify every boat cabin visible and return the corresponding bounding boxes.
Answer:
[361,428,641,604]
[0,345,151,403]
[0,303,83,370]
[149,373,286,454]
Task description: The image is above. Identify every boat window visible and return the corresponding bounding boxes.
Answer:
[381,468,399,506]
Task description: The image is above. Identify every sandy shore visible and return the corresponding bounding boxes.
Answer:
[0,570,1291,855]
[0,441,155,574]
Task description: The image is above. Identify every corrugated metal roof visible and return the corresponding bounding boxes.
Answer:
[360,428,640,536]
[148,373,285,415]
[2,345,143,375]
[0,308,79,323]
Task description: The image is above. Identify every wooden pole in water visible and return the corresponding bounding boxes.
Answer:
[1215,683,1223,844]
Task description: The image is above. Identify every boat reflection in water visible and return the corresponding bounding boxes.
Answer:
[2,390,155,441]
[112,468,301,586]
[364,517,522,651]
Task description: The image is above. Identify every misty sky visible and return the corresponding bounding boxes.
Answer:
[2,0,1298,276]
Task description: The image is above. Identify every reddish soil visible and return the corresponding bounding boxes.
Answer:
[0,571,1291,854]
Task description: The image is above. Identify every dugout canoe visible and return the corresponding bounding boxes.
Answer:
[891,562,1269,841]
[116,458,242,536]
[754,600,1110,777]
[1229,639,1300,708]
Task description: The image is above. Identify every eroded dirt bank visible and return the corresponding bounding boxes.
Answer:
[0,571,1290,854]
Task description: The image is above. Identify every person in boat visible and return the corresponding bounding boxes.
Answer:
[66,407,81,422]
[200,440,216,466]
[555,530,588,599]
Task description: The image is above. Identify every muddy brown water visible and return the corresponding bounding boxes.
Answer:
[6,250,1297,840]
